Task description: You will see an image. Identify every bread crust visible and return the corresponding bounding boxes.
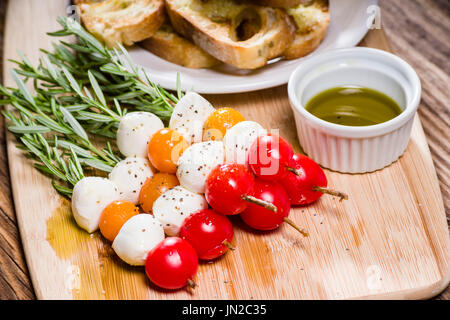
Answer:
[283,0,330,59]
[141,25,220,68]
[166,0,295,69]
[79,0,165,48]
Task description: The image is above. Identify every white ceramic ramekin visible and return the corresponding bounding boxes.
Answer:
[288,47,421,173]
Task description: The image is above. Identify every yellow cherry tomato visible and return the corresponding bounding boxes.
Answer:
[139,173,179,213]
[148,128,189,174]
[203,107,245,141]
[99,201,139,242]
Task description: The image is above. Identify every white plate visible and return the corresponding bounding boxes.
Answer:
[129,0,379,94]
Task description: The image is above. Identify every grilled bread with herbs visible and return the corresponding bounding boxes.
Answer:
[283,0,329,59]
[165,0,295,69]
[78,0,165,48]
[141,24,220,69]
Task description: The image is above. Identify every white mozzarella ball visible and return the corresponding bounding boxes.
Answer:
[71,177,119,233]
[116,112,164,158]
[169,92,215,144]
[109,157,153,204]
[112,214,164,266]
[223,121,267,166]
[153,186,208,236]
[176,141,224,194]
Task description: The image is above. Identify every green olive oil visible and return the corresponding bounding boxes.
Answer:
[304,86,403,126]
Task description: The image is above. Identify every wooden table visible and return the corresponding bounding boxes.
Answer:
[0,0,448,300]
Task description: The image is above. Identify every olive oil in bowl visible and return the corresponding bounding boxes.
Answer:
[304,86,403,127]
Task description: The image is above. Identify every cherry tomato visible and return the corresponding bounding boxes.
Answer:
[180,209,234,260]
[282,154,348,205]
[203,107,245,141]
[281,154,327,205]
[205,163,255,215]
[145,237,198,290]
[139,173,179,213]
[240,179,291,231]
[99,201,139,242]
[148,128,189,173]
[248,134,294,181]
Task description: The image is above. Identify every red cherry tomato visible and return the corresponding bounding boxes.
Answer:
[248,134,294,181]
[205,163,255,215]
[180,209,234,260]
[145,237,198,290]
[240,179,291,231]
[281,154,328,205]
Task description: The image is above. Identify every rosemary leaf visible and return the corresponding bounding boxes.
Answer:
[79,158,114,173]
[10,69,36,109]
[55,140,93,158]
[8,125,51,134]
[88,70,106,105]
[52,180,73,197]
[60,107,88,141]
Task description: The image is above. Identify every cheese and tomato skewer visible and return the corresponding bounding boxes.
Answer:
[69,91,347,290]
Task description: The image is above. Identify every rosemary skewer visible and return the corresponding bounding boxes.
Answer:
[0,16,184,196]
[2,16,182,137]
[2,109,117,197]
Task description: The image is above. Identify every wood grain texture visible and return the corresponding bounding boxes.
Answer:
[0,0,449,299]
[380,0,450,231]
[379,0,450,299]
[0,0,35,300]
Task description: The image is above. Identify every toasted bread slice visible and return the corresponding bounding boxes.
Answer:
[141,24,220,68]
[165,0,295,69]
[283,0,330,59]
[78,0,165,48]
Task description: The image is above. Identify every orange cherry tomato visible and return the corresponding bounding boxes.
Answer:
[139,173,179,213]
[148,128,189,174]
[99,201,139,242]
[203,107,245,141]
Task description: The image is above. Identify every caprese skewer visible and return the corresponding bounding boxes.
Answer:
[67,90,347,291]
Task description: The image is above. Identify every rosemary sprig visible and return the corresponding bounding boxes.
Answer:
[3,17,180,136]
[3,69,118,167]
[50,16,178,119]
[1,109,112,197]
[0,16,184,196]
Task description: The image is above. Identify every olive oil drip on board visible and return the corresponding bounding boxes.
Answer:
[305,86,403,127]
[47,199,150,299]
[47,199,105,299]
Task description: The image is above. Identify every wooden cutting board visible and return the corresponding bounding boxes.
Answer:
[3,0,449,300]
